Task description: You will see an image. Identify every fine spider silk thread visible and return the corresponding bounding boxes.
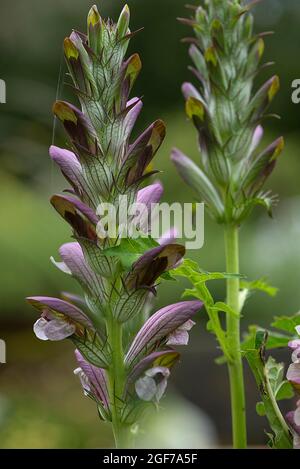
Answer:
[50,45,65,193]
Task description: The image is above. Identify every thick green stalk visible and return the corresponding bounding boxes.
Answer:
[107,317,134,449]
[224,224,247,449]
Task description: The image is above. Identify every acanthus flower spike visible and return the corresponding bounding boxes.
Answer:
[27,4,195,449]
[170,0,285,450]
[173,1,283,225]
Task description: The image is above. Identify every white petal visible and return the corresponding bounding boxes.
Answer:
[155,377,168,401]
[166,320,195,346]
[145,366,170,379]
[74,367,91,394]
[135,376,157,401]
[33,318,49,341]
[50,257,72,275]
[296,325,300,336]
[44,319,76,341]
[179,319,196,332]
[167,330,189,346]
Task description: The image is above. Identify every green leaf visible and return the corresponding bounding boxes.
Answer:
[271,313,300,334]
[242,325,291,353]
[103,236,159,270]
[265,356,285,395]
[240,278,278,297]
[265,332,290,350]
[173,258,240,284]
[160,271,176,281]
[275,381,294,401]
[174,258,235,362]
[244,332,293,449]
[212,301,239,318]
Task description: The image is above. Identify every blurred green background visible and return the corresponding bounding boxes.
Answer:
[1,0,300,448]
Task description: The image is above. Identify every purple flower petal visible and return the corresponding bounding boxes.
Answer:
[51,194,98,225]
[50,194,98,240]
[59,242,106,303]
[124,120,166,185]
[61,292,86,308]
[182,82,201,101]
[75,350,109,408]
[59,242,94,282]
[250,125,264,152]
[158,228,178,246]
[126,350,180,389]
[27,296,93,329]
[124,98,143,139]
[53,100,98,156]
[137,182,163,208]
[134,183,164,234]
[288,339,300,350]
[125,300,202,365]
[126,243,185,289]
[49,145,83,193]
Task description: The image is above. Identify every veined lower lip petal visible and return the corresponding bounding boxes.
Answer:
[34,317,76,341]
[45,319,76,340]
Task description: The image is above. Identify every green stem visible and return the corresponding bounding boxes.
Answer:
[245,348,293,449]
[106,317,134,449]
[224,224,247,449]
